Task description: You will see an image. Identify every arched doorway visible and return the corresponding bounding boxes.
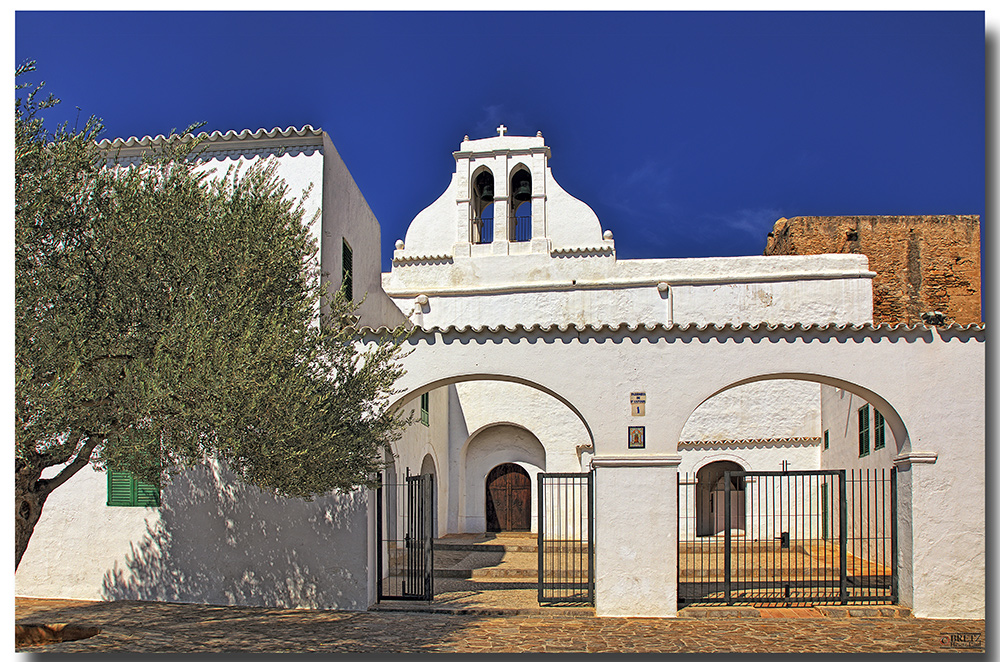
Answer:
[486,463,531,532]
[696,460,745,537]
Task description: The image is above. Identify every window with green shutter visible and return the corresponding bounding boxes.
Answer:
[873,409,886,450]
[420,392,429,426]
[342,239,353,302]
[823,429,829,451]
[858,405,870,457]
[107,469,160,507]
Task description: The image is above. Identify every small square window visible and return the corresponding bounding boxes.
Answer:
[858,405,870,458]
[420,392,429,427]
[107,469,160,507]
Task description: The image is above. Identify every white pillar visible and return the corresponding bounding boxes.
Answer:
[896,451,984,618]
[592,455,681,617]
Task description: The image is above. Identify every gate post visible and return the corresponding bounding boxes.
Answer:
[592,455,682,617]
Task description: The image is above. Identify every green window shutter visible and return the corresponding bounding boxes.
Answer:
[823,430,829,450]
[107,469,160,507]
[420,392,430,426]
[342,240,353,302]
[107,470,134,506]
[873,409,886,450]
[858,405,870,457]
[135,479,161,507]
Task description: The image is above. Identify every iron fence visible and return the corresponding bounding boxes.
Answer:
[537,471,594,605]
[678,468,895,606]
[511,213,531,242]
[376,471,434,601]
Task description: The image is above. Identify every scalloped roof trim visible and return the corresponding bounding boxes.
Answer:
[360,320,985,335]
[392,254,454,264]
[550,246,615,256]
[678,437,822,447]
[98,125,323,149]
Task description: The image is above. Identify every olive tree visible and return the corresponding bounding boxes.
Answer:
[15,62,408,569]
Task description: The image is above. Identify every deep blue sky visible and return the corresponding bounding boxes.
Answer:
[15,11,986,271]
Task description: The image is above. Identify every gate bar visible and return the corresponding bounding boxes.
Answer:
[536,472,544,605]
[376,476,383,600]
[890,467,898,603]
[724,471,732,604]
[839,469,847,604]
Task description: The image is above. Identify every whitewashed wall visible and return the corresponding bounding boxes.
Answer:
[16,462,370,610]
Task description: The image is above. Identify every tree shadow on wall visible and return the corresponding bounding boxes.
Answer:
[101,462,370,611]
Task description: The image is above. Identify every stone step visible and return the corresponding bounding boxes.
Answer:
[434,535,539,553]
[436,566,539,579]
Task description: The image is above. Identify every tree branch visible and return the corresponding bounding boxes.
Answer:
[37,434,104,495]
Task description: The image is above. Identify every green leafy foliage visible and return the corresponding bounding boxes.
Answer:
[15,61,409,566]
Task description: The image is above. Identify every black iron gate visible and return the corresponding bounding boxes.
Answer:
[537,471,594,605]
[678,468,895,607]
[376,470,434,601]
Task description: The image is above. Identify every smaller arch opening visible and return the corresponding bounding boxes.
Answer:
[509,168,532,242]
[485,463,531,532]
[696,460,746,537]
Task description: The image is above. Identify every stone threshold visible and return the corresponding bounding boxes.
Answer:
[679,605,911,619]
[370,602,595,618]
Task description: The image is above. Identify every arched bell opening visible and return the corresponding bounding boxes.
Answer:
[509,168,532,242]
[472,169,495,244]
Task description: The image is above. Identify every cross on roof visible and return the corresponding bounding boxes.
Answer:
[496,124,507,137]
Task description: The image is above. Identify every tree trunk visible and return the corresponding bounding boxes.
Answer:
[15,462,49,570]
[15,435,104,570]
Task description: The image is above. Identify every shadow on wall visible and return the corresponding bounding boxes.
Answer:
[101,462,369,611]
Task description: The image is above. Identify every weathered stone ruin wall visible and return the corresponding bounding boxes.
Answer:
[764,215,981,324]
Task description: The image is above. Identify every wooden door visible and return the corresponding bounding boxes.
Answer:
[486,463,531,532]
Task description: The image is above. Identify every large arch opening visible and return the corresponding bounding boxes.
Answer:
[677,373,905,607]
[390,373,595,450]
[388,374,590,537]
[682,372,910,458]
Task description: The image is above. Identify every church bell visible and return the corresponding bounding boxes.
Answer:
[479,182,494,202]
[513,180,531,202]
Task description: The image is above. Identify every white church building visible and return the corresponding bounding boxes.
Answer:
[15,126,985,620]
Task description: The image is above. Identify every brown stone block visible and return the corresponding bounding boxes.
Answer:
[763,215,981,324]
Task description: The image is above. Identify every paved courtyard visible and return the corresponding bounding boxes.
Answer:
[15,597,985,653]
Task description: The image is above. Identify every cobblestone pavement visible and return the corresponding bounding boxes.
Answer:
[15,597,985,653]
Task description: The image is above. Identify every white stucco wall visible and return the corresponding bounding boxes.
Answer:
[16,461,371,610]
